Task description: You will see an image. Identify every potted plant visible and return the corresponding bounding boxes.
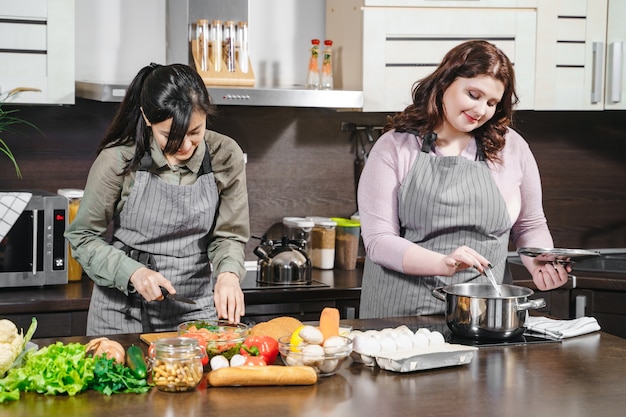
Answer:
[0,87,41,178]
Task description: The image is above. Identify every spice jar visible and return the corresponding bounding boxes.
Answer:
[57,188,84,281]
[149,337,205,392]
[307,217,336,270]
[331,217,361,270]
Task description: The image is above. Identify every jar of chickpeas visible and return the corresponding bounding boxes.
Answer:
[149,337,205,392]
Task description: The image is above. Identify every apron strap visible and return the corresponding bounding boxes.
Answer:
[120,244,158,333]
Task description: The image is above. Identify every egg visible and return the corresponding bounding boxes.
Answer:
[299,325,324,345]
[379,335,397,353]
[301,344,325,365]
[412,332,430,348]
[428,331,446,346]
[393,325,414,338]
[353,334,382,356]
[317,358,339,374]
[323,335,346,354]
[210,355,230,370]
[415,327,431,336]
[395,333,413,350]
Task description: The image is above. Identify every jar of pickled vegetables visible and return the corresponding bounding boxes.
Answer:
[149,337,206,392]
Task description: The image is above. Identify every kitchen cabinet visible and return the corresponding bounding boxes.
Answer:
[534,0,626,110]
[0,0,74,104]
[327,0,538,112]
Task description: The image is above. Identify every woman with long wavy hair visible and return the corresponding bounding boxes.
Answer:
[358,40,568,318]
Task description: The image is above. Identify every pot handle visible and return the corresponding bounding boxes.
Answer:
[516,298,546,311]
[432,287,446,301]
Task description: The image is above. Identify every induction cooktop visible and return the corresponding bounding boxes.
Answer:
[239,268,329,291]
[424,322,560,347]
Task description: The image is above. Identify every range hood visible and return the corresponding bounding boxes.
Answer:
[75,81,363,108]
[75,0,363,109]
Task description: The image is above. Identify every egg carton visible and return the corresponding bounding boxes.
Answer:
[348,326,477,373]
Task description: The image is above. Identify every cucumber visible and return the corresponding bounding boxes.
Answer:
[126,344,148,379]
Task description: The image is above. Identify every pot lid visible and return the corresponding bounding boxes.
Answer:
[517,247,601,262]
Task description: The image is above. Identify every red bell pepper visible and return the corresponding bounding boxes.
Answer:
[240,335,279,365]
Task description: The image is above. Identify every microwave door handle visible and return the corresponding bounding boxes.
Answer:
[31,209,37,275]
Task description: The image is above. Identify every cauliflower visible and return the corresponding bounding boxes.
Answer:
[0,319,25,376]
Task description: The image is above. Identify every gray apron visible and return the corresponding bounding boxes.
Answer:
[360,132,512,318]
[87,146,219,335]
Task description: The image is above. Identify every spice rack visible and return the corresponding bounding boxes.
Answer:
[190,39,255,87]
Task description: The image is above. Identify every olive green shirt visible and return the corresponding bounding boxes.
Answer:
[65,130,250,294]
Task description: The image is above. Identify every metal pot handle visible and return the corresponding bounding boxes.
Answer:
[432,287,446,301]
[516,298,546,311]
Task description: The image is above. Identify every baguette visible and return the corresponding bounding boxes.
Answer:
[206,365,318,387]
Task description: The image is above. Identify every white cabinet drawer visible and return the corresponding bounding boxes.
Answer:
[0,22,47,50]
[0,0,47,19]
[361,8,536,111]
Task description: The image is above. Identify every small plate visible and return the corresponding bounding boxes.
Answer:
[517,247,601,263]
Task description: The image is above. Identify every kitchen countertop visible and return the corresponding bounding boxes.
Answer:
[4,315,626,417]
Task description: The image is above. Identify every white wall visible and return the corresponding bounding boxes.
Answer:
[249,0,325,88]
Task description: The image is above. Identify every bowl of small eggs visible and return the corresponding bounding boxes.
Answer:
[278,325,353,376]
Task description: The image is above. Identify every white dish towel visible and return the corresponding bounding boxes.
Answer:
[0,192,33,242]
[525,316,601,340]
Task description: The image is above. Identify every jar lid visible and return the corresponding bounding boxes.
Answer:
[306,216,337,227]
[57,188,84,199]
[331,217,360,227]
[282,216,315,228]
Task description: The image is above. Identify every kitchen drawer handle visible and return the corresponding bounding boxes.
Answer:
[591,42,604,104]
[31,209,38,275]
[607,41,623,104]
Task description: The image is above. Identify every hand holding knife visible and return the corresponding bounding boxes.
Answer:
[160,286,196,304]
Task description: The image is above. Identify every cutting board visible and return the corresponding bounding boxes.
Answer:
[140,332,179,345]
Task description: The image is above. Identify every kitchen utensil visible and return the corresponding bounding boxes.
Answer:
[160,287,196,304]
[483,267,502,297]
[517,247,601,263]
[432,283,546,340]
[254,237,312,284]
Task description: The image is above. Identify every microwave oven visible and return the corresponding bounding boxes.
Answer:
[0,191,68,287]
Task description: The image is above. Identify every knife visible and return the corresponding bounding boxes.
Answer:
[160,287,196,304]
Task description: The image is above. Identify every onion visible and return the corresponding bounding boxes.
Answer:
[85,337,125,364]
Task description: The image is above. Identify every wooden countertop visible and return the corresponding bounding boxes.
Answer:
[4,315,626,417]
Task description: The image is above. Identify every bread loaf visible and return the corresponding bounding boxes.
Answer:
[249,316,303,341]
[206,365,318,386]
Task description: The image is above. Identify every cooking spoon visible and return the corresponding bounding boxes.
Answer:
[483,267,502,297]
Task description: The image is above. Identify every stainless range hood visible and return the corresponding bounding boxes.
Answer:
[75,0,363,109]
[75,81,363,108]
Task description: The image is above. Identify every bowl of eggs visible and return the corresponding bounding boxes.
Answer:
[278,325,353,376]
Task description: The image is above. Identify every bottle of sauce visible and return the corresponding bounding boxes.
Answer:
[305,39,321,89]
[321,39,333,90]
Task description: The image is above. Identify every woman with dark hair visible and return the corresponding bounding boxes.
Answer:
[358,40,569,318]
[66,63,250,335]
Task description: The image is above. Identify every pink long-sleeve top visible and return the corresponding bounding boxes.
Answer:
[357,128,553,273]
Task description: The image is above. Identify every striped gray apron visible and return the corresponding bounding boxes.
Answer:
[87,147,219,335]
[360,132,512,318]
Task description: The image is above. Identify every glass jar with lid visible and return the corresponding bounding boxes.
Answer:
[149,337,205,392]
[307,216,336,269]
[57,188,84,281]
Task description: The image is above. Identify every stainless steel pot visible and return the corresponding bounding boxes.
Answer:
[432,283,546,340]
[254,237,312,284]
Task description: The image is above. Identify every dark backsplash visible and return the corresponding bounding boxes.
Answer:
[1,99,625,258]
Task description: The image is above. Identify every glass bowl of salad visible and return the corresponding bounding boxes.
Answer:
[177,320,249,360]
